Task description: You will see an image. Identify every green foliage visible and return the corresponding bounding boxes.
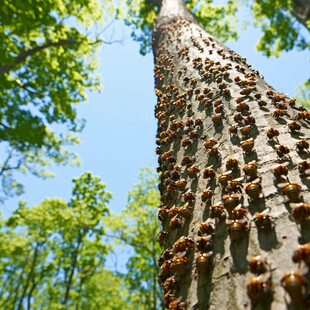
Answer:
[78,269,132,310]
[118,0,309,59]
[117,0,238,55]
[250,0,309,57]
[296,79,310,107]
[0,172,115,309]
[107,168,163,310]
[188,0,238,42]
[0,169,164,309]
[0,0,115,201]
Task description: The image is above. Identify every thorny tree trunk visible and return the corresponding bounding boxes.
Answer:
[153,0,310,309]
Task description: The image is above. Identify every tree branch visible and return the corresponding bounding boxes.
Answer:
[0,40,77,76]
[104,233,155,257]
[62,232,83,306]
[0,122,10,129]
[0,154,22,176]
[17,242,41,310]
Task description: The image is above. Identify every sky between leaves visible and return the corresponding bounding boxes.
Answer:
[2,0,310,269]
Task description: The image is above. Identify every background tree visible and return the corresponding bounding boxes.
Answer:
[119,0,310,308]
[77,268,133,310]
[0,0,115,201]
[107,168,163,310]
[0,168,164,309]
[0,172,113,309]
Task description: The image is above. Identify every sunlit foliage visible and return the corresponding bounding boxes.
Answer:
[117,0,238,55]
[106,168,163,309]
[0,172,113,309]
[0,0,115,201]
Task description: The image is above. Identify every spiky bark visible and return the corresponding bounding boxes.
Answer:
[153,1,310,309]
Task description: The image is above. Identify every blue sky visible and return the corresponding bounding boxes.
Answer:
[2,8,310,270]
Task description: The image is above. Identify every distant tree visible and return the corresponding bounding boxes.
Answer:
[0,0,115,201]
[77,268,133,310]
[296,80,310,107]
[107,168,163,309]
[0,172,113,309]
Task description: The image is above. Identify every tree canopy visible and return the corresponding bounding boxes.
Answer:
[0,0,115,201]
[118,0,309,57]
[106,168,162,309]
[118,0,239,55]
[0,168,162,309]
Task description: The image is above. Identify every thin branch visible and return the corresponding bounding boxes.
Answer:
[110,250,119,273]
[18,83,43,96]
[0,122,9,129]
[97,17,117,37]
[0,152,13,176]
[0,158,22,176]
[101,39,125,45]
[17,242,41,310]
[104,233,155,257]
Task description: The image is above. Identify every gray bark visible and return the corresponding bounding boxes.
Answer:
[153,0,310,309]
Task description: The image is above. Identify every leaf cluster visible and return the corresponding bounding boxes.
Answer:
[251,0,310,57]
[296,79,310,107]
[0,0,115,200]
[118,0,309,60]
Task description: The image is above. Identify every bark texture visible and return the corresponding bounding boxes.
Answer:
[153,1,310,309]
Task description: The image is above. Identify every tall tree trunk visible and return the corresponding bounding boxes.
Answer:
[17,243,40,310]
[153,0,310,309]
[62,233,82,306]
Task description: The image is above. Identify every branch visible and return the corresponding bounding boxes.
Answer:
[0,122,9,129]
[0,156,22,176]
[101,39,125,45]
[17,242,41,310]
[106,232,160,278]
[0,152,13,176]
[62,232,83,306]
[104,233,156,257]
[0,40,77,76]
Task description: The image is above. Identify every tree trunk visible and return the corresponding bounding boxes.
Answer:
[153,0,310,309]
[17,242,40,310]
[62,233,82,306]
